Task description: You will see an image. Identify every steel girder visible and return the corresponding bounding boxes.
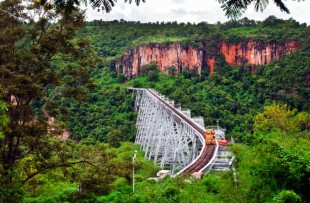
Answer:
[132,88,204,175]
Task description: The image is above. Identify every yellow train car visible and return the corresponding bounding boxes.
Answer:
[205,129,216,145]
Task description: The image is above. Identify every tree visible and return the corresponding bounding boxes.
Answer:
[49,0,145,14]
[168,66,177,76]
[253,103,310,134]
[0,100,9,142]
[78,0,301,19]
[140,61,159,82]
[36,0,302,20]
[76,143,133,196]
[0,0,96,201]
[218,0,296,19]
[254,103,296,133]
[106,129,122,147]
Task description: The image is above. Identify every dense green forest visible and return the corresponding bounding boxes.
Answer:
[0,1,309,201]
[65,17,310,142]
[79,16,309,63]
[27,18,309,202]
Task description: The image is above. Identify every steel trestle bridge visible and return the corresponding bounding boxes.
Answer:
[129,88,232,176]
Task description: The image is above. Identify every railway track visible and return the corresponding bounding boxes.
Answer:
[147,90,216,175]
[182,145,215,174]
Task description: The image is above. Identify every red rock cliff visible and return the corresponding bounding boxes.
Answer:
[115,41,300,78]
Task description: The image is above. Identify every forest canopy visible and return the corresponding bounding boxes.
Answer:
[0,0,96,201]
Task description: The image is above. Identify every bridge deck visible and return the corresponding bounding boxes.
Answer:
[147,89,216,175]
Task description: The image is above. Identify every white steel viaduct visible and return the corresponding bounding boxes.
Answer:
[129,88,232,176]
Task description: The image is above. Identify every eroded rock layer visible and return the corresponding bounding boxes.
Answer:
[115,41,300,79]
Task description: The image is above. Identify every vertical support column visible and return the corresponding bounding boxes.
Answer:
[132,88,205,175]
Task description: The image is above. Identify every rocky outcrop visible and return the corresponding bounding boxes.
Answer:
[114,41,300,79]
[115,43,204,78]
[48,117,70,139]
[218,41,299,68]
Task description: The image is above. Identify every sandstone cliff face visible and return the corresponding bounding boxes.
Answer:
[115,41,300,78]
[218,41,299,67]
[115,43,204,78]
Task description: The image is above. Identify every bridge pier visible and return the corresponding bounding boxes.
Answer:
[131,88,206,175]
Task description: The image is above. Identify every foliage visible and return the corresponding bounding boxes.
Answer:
[62,68,136,141]
[254,103,300,133]
[218,0,291,19]
[0,0,96,201]
[22,142,156,202]
[76,143,131,195]
[53,0,299,20]
[140,62,160,82]
[23,181,77,203]
[0,98,9,141]
[272,190,301,203]
[107,129,122,147]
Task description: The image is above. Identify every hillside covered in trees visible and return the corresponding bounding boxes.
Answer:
[0,1,309,201]
[66,17,309,142]
[33,18,310,202]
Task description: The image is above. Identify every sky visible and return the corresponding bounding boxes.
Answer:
[84,0,310,24]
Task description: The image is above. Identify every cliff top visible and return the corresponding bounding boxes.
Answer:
[78,16,309,64]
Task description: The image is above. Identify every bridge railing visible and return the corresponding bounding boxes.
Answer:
[199,139,219,173]
[205,125,226,132]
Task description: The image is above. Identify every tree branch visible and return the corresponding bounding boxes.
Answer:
[22,160,96,184]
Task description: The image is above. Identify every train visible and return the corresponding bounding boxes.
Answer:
[205,129,216,145]
[205,129,228,146]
